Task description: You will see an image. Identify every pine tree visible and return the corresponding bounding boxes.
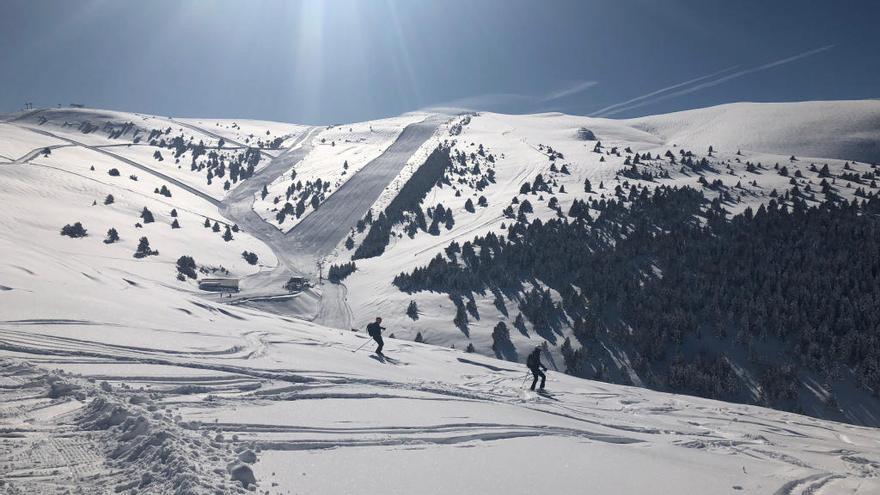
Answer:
[204,218,211,228]
[212,221,221,232]
[133,237,157,258]
[104,194,114,205]
[406,300,419,320]
[414,332,424,343]
[103,228,119,244]
[171,219,181,229]
[60,222,87,238]
[140,207,154,223]
[176,256,197,279]
[464,198,475,213]
[222,226,233,242]
[241,251,259,265]
[170,208,177,217]
[491,322,511,351]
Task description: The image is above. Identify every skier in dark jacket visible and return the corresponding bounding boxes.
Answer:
[526,347,547,391]
[366,317,386,355]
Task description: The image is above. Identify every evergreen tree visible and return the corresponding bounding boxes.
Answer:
[133,237,157,258]
[406,300,419,320]
[103,228,119,244]
[241,251,259,265]
[176,256,197,279]
[60,222,87,238]
[140,207,154,223]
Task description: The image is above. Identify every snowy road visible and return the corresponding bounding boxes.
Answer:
[219,115,447,325]
[19,125,222,207]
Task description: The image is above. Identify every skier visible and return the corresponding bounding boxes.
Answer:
[366,317,386,355]
[526,347,547,391]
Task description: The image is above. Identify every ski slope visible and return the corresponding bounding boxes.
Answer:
[2,101,880,493]
[252,113,429,233]
[336,104,880,425]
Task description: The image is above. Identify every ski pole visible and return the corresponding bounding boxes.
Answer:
[352,338,372,353]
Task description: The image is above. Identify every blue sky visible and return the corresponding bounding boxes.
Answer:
[2,0,878,124]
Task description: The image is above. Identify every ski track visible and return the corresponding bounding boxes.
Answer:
[3,319,880,493]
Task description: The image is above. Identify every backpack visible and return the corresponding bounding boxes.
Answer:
[367,322,380,337]
[526,351,540,368]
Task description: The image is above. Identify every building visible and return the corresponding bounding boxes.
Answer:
[198,278,239,292]
[284,276,310,293]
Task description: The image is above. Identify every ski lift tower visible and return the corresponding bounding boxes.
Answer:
[316,259,325,285]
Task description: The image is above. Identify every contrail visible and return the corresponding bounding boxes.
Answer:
[542,81,598,102]
[590,66,739,117]
[595,44,836,118]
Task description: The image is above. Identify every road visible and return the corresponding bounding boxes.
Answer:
[168,118,250,148]
[218,129,318,304]
[218,115,448,326]
[20,126,221,207]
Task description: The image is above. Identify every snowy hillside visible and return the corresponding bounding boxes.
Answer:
[625,100,880,165]
[334,103,880,424]
[2,101,880,493]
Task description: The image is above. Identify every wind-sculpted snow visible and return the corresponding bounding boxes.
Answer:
[2,316,880,494]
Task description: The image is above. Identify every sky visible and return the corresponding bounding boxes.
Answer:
[1,0,878,124]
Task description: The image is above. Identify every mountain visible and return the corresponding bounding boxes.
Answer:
[625,99,880,164]
[1,101,879,494]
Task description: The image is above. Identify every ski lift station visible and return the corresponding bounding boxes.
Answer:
[198,278,240,292]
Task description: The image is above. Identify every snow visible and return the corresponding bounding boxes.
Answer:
[340,107,880,377]
[2,102,880,493]
[625,100,880,165]
[0,123,68,162]
[253,113,427,232]
[176,117,311,151]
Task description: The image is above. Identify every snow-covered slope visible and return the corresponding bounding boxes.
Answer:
[334,103,880,426]
[253,113,427,232]
[624,100,880,164]
[2,101,880,493]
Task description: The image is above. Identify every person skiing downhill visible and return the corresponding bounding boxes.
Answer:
[526,347,547,391]
[366,317,386,355]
